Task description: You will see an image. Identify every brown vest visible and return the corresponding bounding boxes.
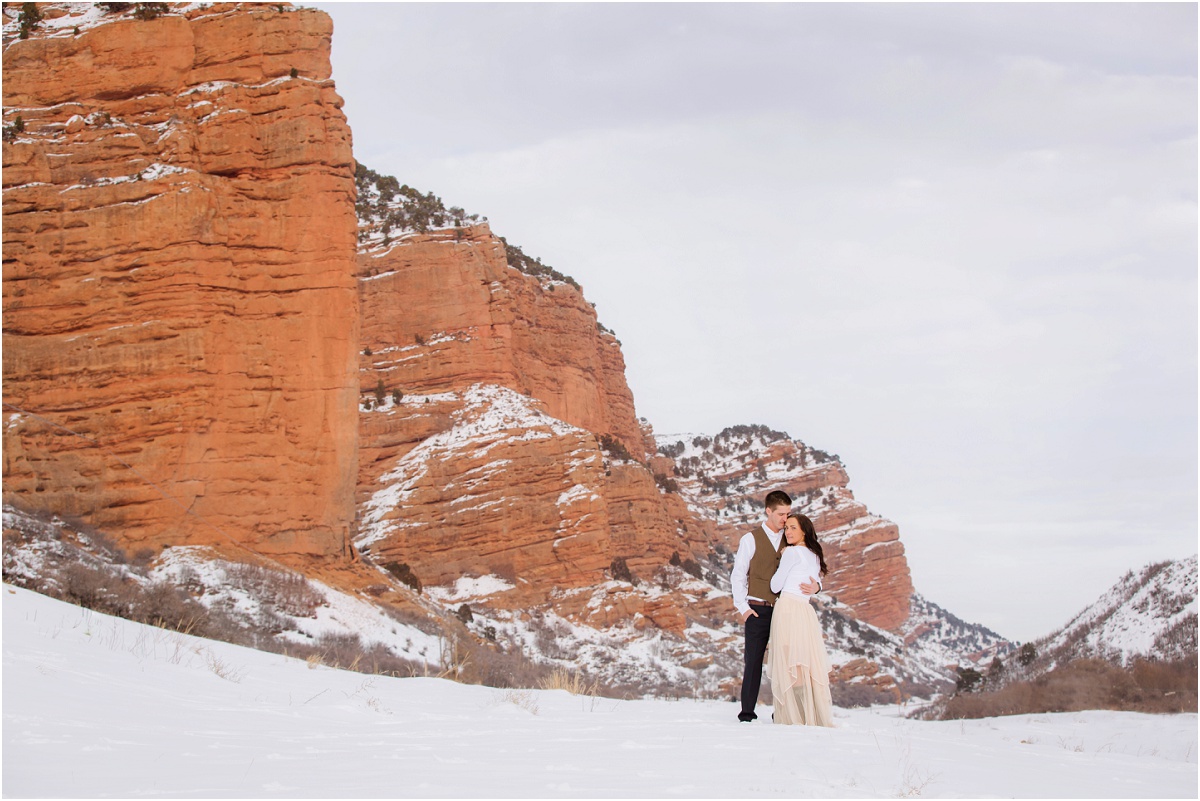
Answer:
[747,526,785,602]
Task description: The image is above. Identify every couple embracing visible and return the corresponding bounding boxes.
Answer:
[731,490,834,726]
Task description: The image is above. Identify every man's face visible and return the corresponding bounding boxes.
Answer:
[765,504,791,533]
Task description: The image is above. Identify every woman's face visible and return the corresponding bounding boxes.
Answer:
[784,517,804,545]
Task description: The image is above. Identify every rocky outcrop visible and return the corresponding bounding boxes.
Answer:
[358,224,650,459]
[657,427,914,630]
[2,3,359,557]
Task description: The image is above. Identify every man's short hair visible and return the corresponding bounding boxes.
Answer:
[764,490,792,510]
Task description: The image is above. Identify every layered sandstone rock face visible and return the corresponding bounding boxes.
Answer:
[2,3,359,557]
[359,225,650,459]
[356,224,715,615]
[353,188,911,640]
[657,427,914,630]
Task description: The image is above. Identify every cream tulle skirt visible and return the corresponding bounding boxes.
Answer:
[768,592,834,727]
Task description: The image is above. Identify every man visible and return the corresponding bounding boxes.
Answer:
[731,490,820,722]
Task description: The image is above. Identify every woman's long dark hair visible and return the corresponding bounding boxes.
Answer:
[787,512,828,576]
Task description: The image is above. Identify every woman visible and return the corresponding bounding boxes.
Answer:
[767,512,834,726]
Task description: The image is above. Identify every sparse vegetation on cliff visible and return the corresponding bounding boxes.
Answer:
[499,237,581,290]
[598,433,639,464]
[95,2,169,20]
[2,115,25,142]
[353,163,585,290]
[354,163,481,241]
[16,2,41,38]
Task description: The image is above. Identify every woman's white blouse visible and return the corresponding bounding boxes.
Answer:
[770,546,820,598]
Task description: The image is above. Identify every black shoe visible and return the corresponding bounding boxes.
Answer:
[738,712,757,722]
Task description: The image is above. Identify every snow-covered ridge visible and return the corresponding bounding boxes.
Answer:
[1036,555,1197,666]
[654,426,846,529]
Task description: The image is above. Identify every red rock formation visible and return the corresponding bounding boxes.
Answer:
[2,3,359,557]
[658,428,914,630]
[354,224,720,607]
[358,225,650,458]
[1,3,918,671]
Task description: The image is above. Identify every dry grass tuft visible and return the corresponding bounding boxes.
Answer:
[539,666,599,696]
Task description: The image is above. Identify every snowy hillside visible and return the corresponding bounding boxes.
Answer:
[5,584,1195,798]
[1035,555,1197,667]
[0,502,939,703]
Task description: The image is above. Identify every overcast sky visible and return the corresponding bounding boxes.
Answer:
[313,2,1197,643]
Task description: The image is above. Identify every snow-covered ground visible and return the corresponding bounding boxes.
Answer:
[5,585,1195,798]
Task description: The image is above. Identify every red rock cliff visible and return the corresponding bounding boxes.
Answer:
[355,223,714,606]
[658,428,913,630]
[2,3,359,557]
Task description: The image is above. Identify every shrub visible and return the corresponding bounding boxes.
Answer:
[133,2,168,20]
[18,2,42,38]
[931,656,1198,719]
[955,666,983,694]
[354,163,482,237]
[653,472,679,493]
[832,680,899,708]
[657,441,686,459]
[610,557,635,584]
[383,561,421,592]
[599,434,638,464]
[225,562,324,618]
[500,237,580,290]
[138,580,209,635]
[60,561,129,615]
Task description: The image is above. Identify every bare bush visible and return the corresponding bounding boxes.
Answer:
[137,580,209,636]
[929,656,1198,719]
[225,562,324,618]
[831,680,898,708]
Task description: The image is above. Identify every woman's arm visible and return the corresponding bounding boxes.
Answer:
[770,548,799,593]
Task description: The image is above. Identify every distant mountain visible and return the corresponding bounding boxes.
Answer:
[901,592,1011,670]
[917,556,1197,720]
[1033,555,1197,668]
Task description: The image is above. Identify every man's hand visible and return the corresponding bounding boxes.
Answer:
[742,608,758,622]
[800,578,820,595]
